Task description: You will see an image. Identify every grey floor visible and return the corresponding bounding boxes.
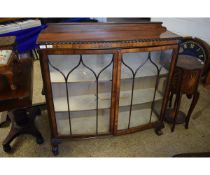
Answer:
[0,60,210,157]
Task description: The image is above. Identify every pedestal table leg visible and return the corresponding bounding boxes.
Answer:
[185,91,200,129]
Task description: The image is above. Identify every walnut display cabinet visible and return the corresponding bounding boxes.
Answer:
[37,22,181,155]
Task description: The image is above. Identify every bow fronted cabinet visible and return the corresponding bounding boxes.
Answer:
[37,22,182,155]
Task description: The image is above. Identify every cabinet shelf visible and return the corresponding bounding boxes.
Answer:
[53,88,163,112]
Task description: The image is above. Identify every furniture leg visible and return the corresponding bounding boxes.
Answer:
[155,121,164,136]
[169,92,174,108]
[20,106,44,144]
[51,139,61,156]
[2,126,19,152]
[2,104,45,153]
[52,144,59,156]
[185,91,200,129]
[28,124,44,144]
[171,93,182,132]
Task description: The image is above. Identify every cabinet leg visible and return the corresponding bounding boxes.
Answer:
[155,128,163,136]
[51,139,61,156]
[185,92,200,129]
[36,135,44,144]
[52,144,59,156]
[155,122,164,136]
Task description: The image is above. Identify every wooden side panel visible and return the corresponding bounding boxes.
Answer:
[39,50,58,138]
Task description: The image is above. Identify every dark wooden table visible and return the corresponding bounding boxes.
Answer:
[0,54,45,152]
[165,55,203,132]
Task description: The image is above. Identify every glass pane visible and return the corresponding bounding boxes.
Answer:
[48,54,113,136]
[55,112,70,135]
[48,54,113,82]
[55,110,110,135]
[118,50,173,130]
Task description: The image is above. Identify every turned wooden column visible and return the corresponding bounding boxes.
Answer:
[165,55,203,132]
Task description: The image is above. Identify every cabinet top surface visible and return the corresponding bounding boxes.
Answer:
[37,22,181,45]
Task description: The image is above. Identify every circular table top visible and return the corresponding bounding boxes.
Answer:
[177,55,204,70]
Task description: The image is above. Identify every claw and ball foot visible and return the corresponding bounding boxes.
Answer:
[36,135,44,144]
[3,144,12,153]
[155,128,163,136]
[52,145,59,156]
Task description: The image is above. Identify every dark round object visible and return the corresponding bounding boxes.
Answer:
[179,37,210,78]
[3,144,12,153]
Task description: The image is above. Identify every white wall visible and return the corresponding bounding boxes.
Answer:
[151,18,210,45]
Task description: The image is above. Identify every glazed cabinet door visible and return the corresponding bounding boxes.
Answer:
[42,50,117,137]
[115,46,177,134]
